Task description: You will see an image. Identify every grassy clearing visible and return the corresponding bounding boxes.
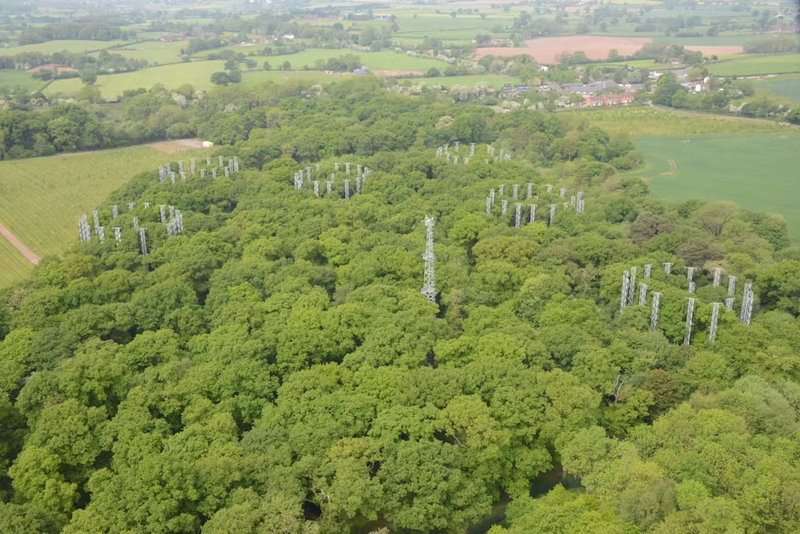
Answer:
[0,146,174,262]
[755,75,800,103]
[709,54,800,76]
[0,238,35,288]
[653,35,756,46]
[45,61,227,97]
[0,70,47,92]
[404,74,522,87]
[561,106,786,136]
[0,40,125,55]
[109,41,186,65]
[629,134,800,243]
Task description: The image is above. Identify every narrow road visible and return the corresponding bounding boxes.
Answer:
[647,102,800,129]
[0,224,41,265]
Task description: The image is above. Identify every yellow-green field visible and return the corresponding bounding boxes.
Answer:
[561,106,786,136]
[45,61,227,97]
[0,146,185,287]
[104,40,187,65]
[404,74,522,87]
[0,70,47,92]
[0,40,127,55]
[0,237,36,288]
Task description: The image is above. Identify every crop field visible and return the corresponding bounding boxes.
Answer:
[109,41,186,65]
[0,238,35,288]
[630,133,800,243]
[45,61,227,97]
[0,146,176,272]
[0,40,125,55]
[562,106,786,136]
[260,50,448,72]
[0,70,47,92]
[709,54,800,76]
[404,74,522,87]
[755,75,800,103]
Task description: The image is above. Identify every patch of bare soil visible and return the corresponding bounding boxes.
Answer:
[475,36,652,64]
[0,224,40,265]
[148,139,206,154]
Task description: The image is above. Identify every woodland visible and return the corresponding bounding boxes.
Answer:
[2,78,800,533]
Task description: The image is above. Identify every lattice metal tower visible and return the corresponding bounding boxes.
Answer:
[421,217,436,303]
[650,292,661,331]
[740,282,753,325]
[620,269,630,315]
[685,298,695,345]
[709,302,721,343]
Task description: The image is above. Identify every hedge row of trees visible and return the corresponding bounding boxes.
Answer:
[1,79,800,534]
[17,23,126,45]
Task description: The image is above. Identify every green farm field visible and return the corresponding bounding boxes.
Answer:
[252,49,448,72]
[107,41,186,65]
[0,39,125,55]
[562,106,785,136]
[0,238,36,288]
[630,134,800,243]
[0,146,179,279]
[0,70,47,92]
[756,75,800,103]
[710,54,800,76]
[46,61,227,97]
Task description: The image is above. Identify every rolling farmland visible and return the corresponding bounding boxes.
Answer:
[45,61,228,97]
[630,133,800,242]
[709,54,800,76]
[0,146,181,285]
[0,39,126,55]
[0,238,36,288]
[0,70,47,92]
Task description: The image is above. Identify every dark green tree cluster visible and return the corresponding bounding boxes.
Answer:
[1,80,800,534]
[17,23,124,45]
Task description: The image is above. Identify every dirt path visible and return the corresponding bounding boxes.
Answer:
[0,224,40,265]
[647,102,800,129]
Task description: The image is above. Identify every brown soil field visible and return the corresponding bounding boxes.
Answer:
[27,64,76,73]
[475,36,652,63]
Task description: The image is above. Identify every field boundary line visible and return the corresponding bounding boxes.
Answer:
[0,224,41,265]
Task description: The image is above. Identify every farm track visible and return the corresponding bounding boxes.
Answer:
[647,102,800,129]
[0,224,40,265]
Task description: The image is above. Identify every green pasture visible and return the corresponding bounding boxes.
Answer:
[108,41,186,65]
[0,70,47,92]
[0,40,126,55]
[630,133,800,243]
[562,106,785,136]
[653,35,755,46]
[755,75,800,103]
[709,54,800,76]
[0,237,35,288]
[0,146,177,279]
[391,13,515,40]
[259,49,448,71]
[45,61,227,97]
[404,74,522,87]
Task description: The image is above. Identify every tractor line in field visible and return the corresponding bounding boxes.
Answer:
[0,224,40,265]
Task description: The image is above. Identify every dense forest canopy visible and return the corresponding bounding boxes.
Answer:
[2,79,800,534]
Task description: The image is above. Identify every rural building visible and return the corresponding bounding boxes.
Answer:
[158,34,176,42]
[353,68,368,76]
[582,92,635,107]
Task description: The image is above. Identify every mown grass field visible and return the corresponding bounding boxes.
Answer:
[0,39,125,55]
[562,106,785,136]
[0,70,47,92]
[709,54,800,76]
[0,146,174,274]
[0,238,36,288]
[240,70,348,85]
[45,61,227,97]
[629,133,800,243]
[108,41,186,65]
